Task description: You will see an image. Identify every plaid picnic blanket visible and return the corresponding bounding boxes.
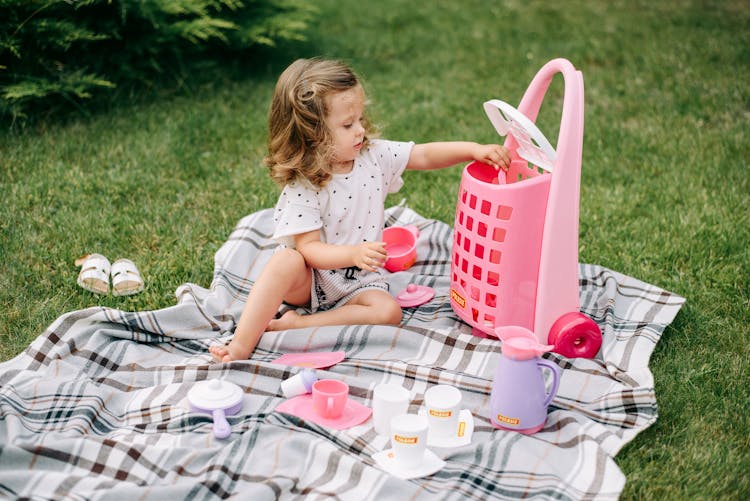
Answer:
[0,206,684,500]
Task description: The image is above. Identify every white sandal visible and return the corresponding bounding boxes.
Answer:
[111,258,144,296]
[75,253,111,295]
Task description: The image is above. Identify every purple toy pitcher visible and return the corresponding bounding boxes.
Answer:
[490,326,561,434]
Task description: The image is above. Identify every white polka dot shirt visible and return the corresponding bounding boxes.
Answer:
[272,139,414,248]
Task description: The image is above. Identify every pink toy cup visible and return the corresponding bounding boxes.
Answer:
[312,379,349,419]
[383,226,419,272]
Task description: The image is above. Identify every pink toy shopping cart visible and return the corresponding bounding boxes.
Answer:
[450,58,602,358]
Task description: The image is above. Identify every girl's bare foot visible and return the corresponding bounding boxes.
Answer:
[266,310,302,331]
[209,341,251,362]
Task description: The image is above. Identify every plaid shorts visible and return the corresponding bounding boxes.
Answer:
[310,266,389,312]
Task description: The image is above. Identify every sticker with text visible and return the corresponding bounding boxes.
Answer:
[393,434,418,445]
[450,288,466,308]
[458,421,466,437]
[495,414,520,426]
[429,409,453,418]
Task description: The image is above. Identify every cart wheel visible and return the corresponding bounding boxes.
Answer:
[548,312,602,359]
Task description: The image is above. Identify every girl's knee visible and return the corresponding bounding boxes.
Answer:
[354,290,403,325]
[269,248,307,273]
[378,298,403,325]
[264,248,311,300]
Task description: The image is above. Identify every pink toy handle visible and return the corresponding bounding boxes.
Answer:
[511,58,584,161]
[516,59,585,344]
[536,359,561,408]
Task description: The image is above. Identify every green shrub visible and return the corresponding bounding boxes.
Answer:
[0,0,316,121]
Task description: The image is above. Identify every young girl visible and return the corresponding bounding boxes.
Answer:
[210,58,510,362]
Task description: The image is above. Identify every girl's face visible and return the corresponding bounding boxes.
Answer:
[325,86,366,173]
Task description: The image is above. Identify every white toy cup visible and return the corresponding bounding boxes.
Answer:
[372,383,410,435]
[389,413,428,468]
[424,385,462,438]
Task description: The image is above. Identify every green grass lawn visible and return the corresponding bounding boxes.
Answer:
[2,0,748,498]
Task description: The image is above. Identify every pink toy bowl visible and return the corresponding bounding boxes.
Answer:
[383,226,419,272]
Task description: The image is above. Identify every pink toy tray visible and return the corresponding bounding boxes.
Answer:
[275,394,371,430]
[271,351,346,369]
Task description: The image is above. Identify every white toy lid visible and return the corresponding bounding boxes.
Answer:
[483,99,556,172]
[187,379,243,410]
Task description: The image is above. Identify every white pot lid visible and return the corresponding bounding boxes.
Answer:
[187,379,243,410]
[483,99,556,172]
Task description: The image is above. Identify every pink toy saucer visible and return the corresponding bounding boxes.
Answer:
[396,284,435,308]
[272,351,346,369]
[275,394,372,430]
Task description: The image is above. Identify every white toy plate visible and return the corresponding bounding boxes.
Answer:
[372,448,445,480]
[483,99,556,172]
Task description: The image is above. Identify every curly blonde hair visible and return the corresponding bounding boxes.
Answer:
[265,58,377,188]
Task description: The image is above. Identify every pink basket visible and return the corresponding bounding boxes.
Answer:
[452,160,550,332]
[450,59,602,358]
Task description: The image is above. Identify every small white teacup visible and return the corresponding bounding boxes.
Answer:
[424,384,461,438]
[372,383,410,436]
[389,413,428,468]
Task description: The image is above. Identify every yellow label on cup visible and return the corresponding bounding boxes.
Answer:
[393,434,418,445]
[429,409,453,418]
[496,413,520,425]
[458,421,466,437]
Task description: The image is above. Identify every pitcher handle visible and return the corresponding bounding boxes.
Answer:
[536,359,561,408]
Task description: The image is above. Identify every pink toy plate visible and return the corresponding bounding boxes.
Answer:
[396,284,435,308]
[275,394,372,430]
[272,351,346,369]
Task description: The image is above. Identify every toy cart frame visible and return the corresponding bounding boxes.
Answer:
[449,58,601,358]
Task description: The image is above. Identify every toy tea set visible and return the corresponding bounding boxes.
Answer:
[272,351,476,480]
[191,58,602,479]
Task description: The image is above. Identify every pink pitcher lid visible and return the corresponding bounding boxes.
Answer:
[495,326,554,360]
[395,284,435,308]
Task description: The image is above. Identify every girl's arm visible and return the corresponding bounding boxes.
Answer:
[406,141,511,171]
[295,230,387,272]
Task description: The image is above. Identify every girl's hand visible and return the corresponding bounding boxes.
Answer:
[352,242,387,272]
[475,144,511,171]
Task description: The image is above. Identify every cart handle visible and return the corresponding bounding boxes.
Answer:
[511,58,584,169]
[518,58,586,344]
